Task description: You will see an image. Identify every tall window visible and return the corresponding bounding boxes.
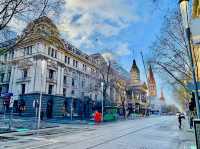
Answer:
[51,48,54,57]
[5,84,9,93]
[68,57,70,64]
[48,47,51,55]
[72,78,75,86]
[0,86,2,94]
[71,90,74,95]
[82,80,85,88]
[82,64,87,71]
[65,56,67,63]
[49,69,54,79]
[21,84,26,94]
[63,88,66,96]
[9,50,14,59]
[63,76,67,84]
[54,50,57,58]
[48,85,53,94]
[73,59,76,66]
[7,72,11,81]
[23,69,28,78]
[76,61,78,68]
[48,47,57,58]
[24,46,32,55]
[1,73,5,82]
[4,54,7,61]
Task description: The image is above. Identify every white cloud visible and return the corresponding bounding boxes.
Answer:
[101,42,131,62]
[102,52,115,62]
[58,0,139,49]
[115,43,131,56]
[7,17,27,34]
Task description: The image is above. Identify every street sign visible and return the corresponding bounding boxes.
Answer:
[194,119,200,149]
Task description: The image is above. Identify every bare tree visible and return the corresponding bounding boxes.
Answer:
[90,53,119,105]
[149,9,198,91]
[0,0,64,55]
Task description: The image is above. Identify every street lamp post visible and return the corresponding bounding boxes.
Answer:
[37,59,45,130]
[70,97,73,120]
[179,0,200,118]
[101,82,104,121]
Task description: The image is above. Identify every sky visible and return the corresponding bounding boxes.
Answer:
[5,0,180,107]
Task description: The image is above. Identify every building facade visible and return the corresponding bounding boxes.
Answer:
[127,59,149,114]
[147,65,160,113]
[0,17,101,118]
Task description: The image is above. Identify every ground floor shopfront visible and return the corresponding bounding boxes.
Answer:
[0,93,101,119]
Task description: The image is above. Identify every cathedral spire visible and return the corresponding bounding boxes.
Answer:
[160,88,165,101]
[147,65,157,96]
[130,59,140,84]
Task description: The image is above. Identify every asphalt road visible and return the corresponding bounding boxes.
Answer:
[0,116,194,149]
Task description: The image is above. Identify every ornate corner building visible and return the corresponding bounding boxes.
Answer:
[0,17,109,118]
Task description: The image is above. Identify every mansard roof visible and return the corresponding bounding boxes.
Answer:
[24,16,58,33]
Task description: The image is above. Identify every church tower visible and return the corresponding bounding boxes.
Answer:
[147,65,157,97]
[159,88,165,103]
[130,59,140,84]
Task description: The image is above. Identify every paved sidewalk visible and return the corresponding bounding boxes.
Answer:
[178,120,196,149]
[0,114,161,134]
[0,114,59,132]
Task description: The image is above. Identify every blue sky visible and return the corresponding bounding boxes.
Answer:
[55,0,177,105]
[6,0,180,106]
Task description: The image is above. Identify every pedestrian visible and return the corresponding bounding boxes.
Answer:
[41,111,44,120]
[94,110,101,123]
[190,111,195,129]
[178,113,185,129]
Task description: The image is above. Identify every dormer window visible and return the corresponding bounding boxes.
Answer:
[24,46,32,56]
[48,47,57,58]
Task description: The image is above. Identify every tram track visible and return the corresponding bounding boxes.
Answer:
[27,120,165,149]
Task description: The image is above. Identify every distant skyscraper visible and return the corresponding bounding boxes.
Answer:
[147,65,157,97]
[130,59,140,84]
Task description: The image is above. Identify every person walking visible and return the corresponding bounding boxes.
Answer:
[189,110,196,129]
[178,113,185,129]
[94,110,101,123]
